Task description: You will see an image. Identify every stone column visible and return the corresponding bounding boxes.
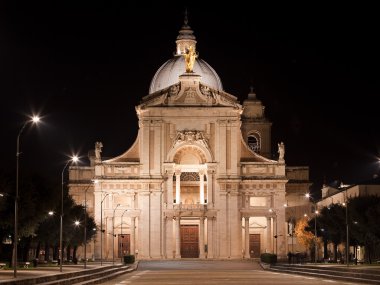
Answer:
[175,170,181,204]
[165,216,174,258]
[199,170,205,204]
[167,171,174,207]
[130,217,135,256]
[267,217,272,253]
[175,217,181,258]
[207,216,214,258]
[244,217,250,258]
[199,217,205,258]
[206,169,214,207]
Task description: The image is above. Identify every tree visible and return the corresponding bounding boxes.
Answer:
[65,203,97,262]
[295,217,315,251]
[349,196,380,263]
[0,170,59,262]
[0,170,14,260]
[1,168,97,263]
[317,204,345,262]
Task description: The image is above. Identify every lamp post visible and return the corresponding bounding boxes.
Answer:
[342,186,349,267]
[14,115,40,278]
[120,209,128,263]
[314,207,318,263]
[60,155,79,272]
[112,204,120,266]
[100,193,109,266]
[306,193,318,263]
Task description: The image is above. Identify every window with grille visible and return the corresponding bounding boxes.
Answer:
[248,134,260,153]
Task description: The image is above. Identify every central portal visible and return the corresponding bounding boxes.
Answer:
[180,225,199,258]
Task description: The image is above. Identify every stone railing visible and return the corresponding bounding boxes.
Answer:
[173,203,207,211]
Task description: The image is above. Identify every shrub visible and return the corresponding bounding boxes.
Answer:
[123,255,135,264]
[260,253,277,264]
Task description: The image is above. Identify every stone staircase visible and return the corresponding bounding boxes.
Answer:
[0,264,137,285]
[269,264,380,284]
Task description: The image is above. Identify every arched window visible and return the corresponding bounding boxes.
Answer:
[180,172,200,181]
[248,134,260,153]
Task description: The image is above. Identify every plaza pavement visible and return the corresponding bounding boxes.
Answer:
[1,260,380,285]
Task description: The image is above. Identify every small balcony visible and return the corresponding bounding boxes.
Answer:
[173,203,207,211]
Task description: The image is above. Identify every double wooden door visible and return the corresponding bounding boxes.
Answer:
[180,225,199,258]
[249,234,260,258]
[118,234,130,257]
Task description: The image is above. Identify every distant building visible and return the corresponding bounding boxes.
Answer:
[69,17,309,261]
[319,179,380,207]
[317,178,380,262]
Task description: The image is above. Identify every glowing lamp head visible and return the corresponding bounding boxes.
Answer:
[32,116,40,123]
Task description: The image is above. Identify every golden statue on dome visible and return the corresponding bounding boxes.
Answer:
[184,45,197,73]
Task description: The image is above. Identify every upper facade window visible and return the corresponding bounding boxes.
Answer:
[248,133,261,153]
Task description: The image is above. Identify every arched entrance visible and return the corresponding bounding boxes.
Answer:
[165,141,215,259]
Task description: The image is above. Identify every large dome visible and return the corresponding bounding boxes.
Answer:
[148,13,223,94]
[149,56,223,94]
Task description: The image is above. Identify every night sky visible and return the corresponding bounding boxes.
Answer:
[1,2,379,193]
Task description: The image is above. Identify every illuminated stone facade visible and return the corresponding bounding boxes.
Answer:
[69,19,309,261]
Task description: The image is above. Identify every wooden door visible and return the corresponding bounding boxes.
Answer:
[118,234,130,257]
[249,234,260,258]
[180,225,199,258]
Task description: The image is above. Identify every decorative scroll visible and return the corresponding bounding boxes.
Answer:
[172,130,211,154]
[169,84,180,97]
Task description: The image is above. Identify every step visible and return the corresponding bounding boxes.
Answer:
[272,264,380,279]
[0,265,128,285]
[75,267,136,285]
[38,266,131,285]
[269,265,380,284]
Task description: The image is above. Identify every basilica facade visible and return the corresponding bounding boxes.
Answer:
[69,18,310,261]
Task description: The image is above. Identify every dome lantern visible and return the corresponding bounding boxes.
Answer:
[175,9,197,56]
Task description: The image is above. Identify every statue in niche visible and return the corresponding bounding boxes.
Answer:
[278,141,285,162]
[95,141,103,161]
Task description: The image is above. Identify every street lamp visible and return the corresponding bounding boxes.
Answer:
[269,208,278,255]
[120,209,128,263]
[346,198,349,266]
[60,155,79,272]
[83,179,98,269]
[306,193,318,263]
[341,184,350,267]
[100,192,109,266]
[14,115,40,278]
[112,204,120,266]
